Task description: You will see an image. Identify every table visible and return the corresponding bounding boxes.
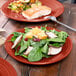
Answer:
[0,0,76,76]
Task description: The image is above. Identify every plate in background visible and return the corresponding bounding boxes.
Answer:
[1,0,64,22]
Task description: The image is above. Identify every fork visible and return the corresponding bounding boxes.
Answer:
[44,16,76,32]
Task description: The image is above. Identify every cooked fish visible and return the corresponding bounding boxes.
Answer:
[23,46,33,55]
[48,47,62,55]
[22,6,51,19]
[46,32,57,38]
[12,35,22,49]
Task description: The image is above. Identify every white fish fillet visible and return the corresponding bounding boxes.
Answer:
[24,46,33,55]
[48,47,62,55]
[22,6,51,19]
[46,32,57,38]
[12,35,22,49]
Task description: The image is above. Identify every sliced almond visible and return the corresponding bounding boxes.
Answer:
[48,47,62,55]
[24,46,33,55]
[46,32,57,38]
[12,35,22,49]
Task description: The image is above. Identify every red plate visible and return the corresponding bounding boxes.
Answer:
[4,26,72,65]
[0,58,17,76]
[1,0,64,22]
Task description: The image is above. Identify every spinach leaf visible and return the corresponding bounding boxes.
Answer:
[11,36,17,42]
[49,42,64,47]
[30,39,47,47]
[14,42,21,56]
[51,29,59,36]
[23,34,26,39]
[28,47,42,62]
[47,38,65,43]
[30,40,37,46]
[50,30,68,40]
[41,43,48,54]
[41,25,47,31]
[15,50,19,56]
[42,53,52,58]
[11,32,23,42]
[39,39,47,47]
[20,54,28,58]
[19,39,30,54]
[47,30,68,47]
[30,41,41,47]
[47,30,68,44]
[58,31,68,40]
[12,32,23,36]
[24,27,32,33]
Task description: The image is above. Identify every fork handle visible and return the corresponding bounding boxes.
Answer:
[55,20,76,32]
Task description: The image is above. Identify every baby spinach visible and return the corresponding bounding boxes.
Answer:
[12,32,23,36]
[41,43,48,54]
[30,40,38,47]
[47,38,65,43]
[39,39,47,47]
[51,29,59,36]
[28,47,42,62]
[23,34,26,39]
[11,36,17,42]
[24,27,32,33]
[20,54,28,58]
[49,42,64,47]
[58,31,68,40]
[30,39,47,48]
[19,39,30,54]
[42,53,52,58]
[41,25,47,31]
[11,32,23,42]
[15,50,19,56]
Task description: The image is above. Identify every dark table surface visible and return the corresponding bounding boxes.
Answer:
[0,0,76,76]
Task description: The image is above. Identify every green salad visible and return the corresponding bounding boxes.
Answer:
[11,26,68,62]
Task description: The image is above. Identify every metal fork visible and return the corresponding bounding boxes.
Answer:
[44,16,76,32]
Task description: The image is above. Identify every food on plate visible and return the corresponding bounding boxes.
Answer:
[23,46,33,55]
[12,35,22,49]
[48,47,62,55]
[46,32,57,38]
[22,5,51,19]
[10,26,68,62]
[25,27,47,39]
[8,0,51,19]
[8,1,31,13]
[8,0,42,13]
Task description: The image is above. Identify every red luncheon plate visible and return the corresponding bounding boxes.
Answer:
[0,58,17,76]
[1,0,64,22]
[4,26,72,65]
